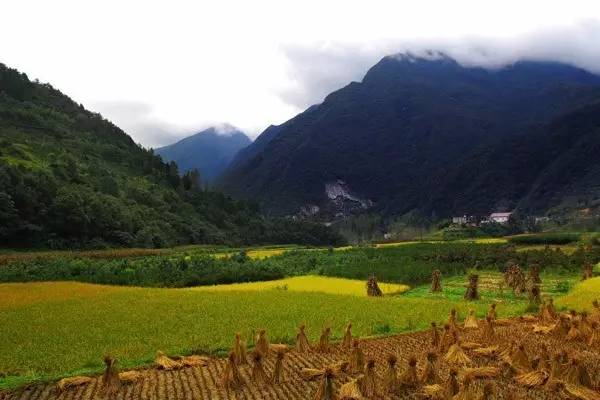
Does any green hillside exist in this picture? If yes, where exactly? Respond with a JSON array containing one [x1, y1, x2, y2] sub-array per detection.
[[0, 63, 344, 248]]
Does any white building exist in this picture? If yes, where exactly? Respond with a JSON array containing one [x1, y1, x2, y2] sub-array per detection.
[[489, 212, 512, 224], [452, 215, 468, 225]]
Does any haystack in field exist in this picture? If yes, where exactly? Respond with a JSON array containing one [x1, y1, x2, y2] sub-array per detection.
[[420, 351, 440, 384], [338, 377, 363, 400], [180, 354, 209, 367], [251, 351, 268, 386], [505, 264, 526, 295], [592, 300, 600, 323], [511, 344, 531, 371], [342, 323, 353, 349], [102, 356, 121, 398], [318, 327, 331, 352], [445, 343, 472, 366], [563, 357, 593, 388], [431, 269, 442, 292], [452, 375, 475, 400], [420, 384, 447, 400], [514, 370, 549, 387], [271, 348, 286, 384], [221, 352, 245, 389], [398, 356, 419, 390], [487, 303, 497, 321], [589, 322, 599, 346], [56, 376, 92, 392], [366, 274, 383, 297], [528, 284, 542, 307], [360, 359, 377, 397], [118, 370, 143, 384], [481, 316, 495, 342], [448, 308, 459, 331], [233, 333, 248, 364], [383, 354, 400, 394], [155, 351, 183, 370], [567, 320, 583, 341], [302, 366, 338, 400], [255, 329, 270, 356], [296, 324, 311, 353], [446, 368, 460, 396], [464, 274, 480, 300], [349, 339, 365, 373], [438, 324, 454, 354], [464, 310, 478, 329]]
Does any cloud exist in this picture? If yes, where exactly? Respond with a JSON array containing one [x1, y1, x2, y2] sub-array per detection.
[[91, 101, 188, 148], [277, 21, 600, 109]]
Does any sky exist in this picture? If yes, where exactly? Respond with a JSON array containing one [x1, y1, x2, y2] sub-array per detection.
[[2, 0, 600, 147]]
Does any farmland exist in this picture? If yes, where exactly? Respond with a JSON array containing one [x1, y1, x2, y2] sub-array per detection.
[[0, 239, 598, 393]]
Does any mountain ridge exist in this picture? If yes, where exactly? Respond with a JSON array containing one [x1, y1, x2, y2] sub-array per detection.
[[219, 54, 600, 219]]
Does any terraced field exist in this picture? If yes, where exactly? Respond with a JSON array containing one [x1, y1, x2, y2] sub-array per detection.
[[2, 317, 599, 400]]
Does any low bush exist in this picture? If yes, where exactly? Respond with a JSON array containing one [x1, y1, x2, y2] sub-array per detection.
[[507, 233, 581, 245]]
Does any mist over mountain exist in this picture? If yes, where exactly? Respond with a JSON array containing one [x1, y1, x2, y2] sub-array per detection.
[[156, 126, 251, 184], [219, 54, 600, 219]]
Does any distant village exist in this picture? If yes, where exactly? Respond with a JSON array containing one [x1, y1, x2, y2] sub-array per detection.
[[451, 212, 549, 226]]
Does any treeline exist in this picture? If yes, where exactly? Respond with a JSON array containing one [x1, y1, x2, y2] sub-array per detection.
[[1, 243, 596, 288], [0, 63, 345, 249]]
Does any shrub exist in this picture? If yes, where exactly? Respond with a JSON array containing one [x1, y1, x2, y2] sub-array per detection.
[[508, 233, 581, 245]]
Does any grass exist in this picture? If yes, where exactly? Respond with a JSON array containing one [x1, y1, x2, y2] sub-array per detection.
[[0, 277, 528, 389], [193, 276, 410, 296], [555, 277, 600, 311]]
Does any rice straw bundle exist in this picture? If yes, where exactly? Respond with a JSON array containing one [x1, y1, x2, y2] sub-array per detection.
[[296, 324, 311, 353], [448, 308, 459, 331], [472, 346, 498, 358], [342, 323, 353, 349], [331, 361, 350, 374], [349, 339, 365, 373], [514, 370, 549, 387], [564, 382, 600, 400], [255, 329, 270, 356], [398, 356, 419, 389], [233, 332, 248, 364], [446, 369, 460, 396], [493, 318, 513, 326], [464, 310, 478, 329], [338, 377, 363, 400], [554, 315, 571, 337], [462, 367, 499, 380], [318, 327, 331, 352], [251, 351, 269, 386], [445, 343, 472, 366], [181, 355, 209, 367], [487, 303, 497, 321], [453, 376, 476, 400], [221, 351, 244, 389], [480, 317, 495, 342], [464, 274, 480, 300], [302, 368, 328, 381], [118, 370, 143, 383], [102, 356, 121, 398], [269, 343, 289, 353], [420, 384, 447, 400], [360, 359, 377, 397], [57, 376, 93, 392], [460, 342, 482, 350], [438, 324, 453, 354], [539, 344, 551, 371], [567, 321, 583, 341], [271, 348, 286, 384], [563, 357, 593, 388], [532, 323, 556, 335], [548, 353, 564, 381], [383, 354, 400, 393], [155, 351, 183, 370], [420, 351, 440, 384], [511, 344, 531, 371], [519, 314, 538, 323], [431, 322, 441, 348], [313, 367, 337, 400]]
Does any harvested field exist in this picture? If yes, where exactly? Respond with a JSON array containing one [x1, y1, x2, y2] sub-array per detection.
[[2, 318, 599, 400]]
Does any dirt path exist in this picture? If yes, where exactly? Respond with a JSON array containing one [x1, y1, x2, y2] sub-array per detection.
[[2, 320, 599, 399]]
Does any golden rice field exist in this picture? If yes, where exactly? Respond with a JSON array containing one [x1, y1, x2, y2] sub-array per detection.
[[2, 313, 600, 400], [194, 276, 410, 296]]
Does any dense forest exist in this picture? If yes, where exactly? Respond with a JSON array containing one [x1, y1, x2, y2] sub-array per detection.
[[0, 63, 345, 248]]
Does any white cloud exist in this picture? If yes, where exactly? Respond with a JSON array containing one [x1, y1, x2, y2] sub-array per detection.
[[2, 0, 600, 146]]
